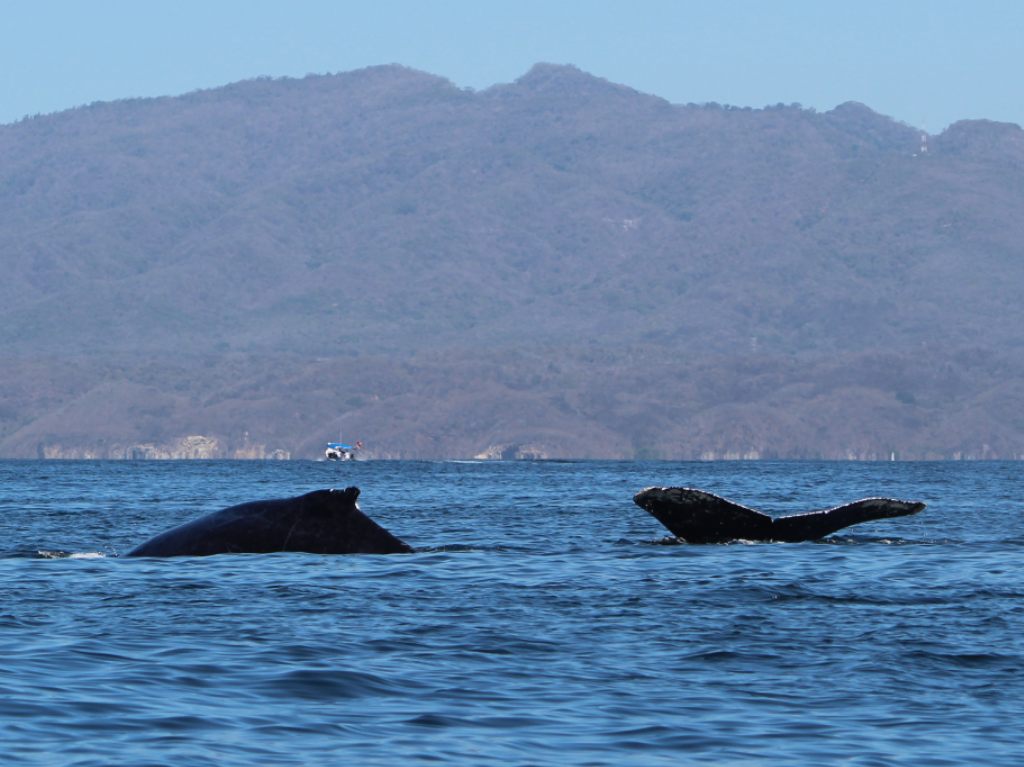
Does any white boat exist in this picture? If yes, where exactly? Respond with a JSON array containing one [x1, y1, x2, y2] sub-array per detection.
[[325, 441, 362, 460]]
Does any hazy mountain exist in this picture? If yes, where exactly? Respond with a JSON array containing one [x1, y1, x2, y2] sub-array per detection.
[[2, 64, 1023, 459]]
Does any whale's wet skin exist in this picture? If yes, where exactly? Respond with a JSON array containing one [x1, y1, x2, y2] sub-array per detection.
[[2, 459, 1023, 766], [125, 487, 412, 557], [634, 486, 926, 543]]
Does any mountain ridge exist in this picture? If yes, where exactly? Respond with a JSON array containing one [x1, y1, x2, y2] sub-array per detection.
[[2, 65, 1022, 458]]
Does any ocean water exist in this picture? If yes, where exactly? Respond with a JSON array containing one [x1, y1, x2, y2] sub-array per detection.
[[1, 459, 1022, 766]]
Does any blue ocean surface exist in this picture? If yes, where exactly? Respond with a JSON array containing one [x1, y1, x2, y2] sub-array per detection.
[[1, 460, 1022, 766]]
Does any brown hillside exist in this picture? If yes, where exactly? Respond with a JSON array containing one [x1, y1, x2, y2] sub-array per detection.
[[1, 65, 1023, 458]]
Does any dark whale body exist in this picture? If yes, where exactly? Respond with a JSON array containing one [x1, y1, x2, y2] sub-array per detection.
[[125, 487, 412, 557], [634, 487, 925, 543]]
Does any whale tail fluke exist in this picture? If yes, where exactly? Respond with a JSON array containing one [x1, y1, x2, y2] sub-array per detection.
[[634, 487, 925, 543], [770, 498, 926, 542]]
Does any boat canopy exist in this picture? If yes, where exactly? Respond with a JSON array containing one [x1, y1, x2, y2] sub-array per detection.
[[326, 442, 354, 450]]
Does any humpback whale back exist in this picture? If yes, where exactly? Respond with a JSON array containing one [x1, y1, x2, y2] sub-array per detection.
[[634, 487, 925, 543], [125, 487, 413, 557]]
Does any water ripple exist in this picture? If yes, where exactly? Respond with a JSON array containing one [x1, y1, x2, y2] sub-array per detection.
[[1, 460, 1023, 766]]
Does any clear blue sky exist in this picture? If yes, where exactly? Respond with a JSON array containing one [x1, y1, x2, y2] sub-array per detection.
[[2, 0, 1022, 131]]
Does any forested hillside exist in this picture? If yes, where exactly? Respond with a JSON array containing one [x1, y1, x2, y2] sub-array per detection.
[[2, 64, 1023, 458]]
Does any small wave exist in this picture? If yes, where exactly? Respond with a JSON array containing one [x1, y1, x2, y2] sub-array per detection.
[[405, 713, 473, 728], [2, 549, 107, 559], [647, 536, 684, 546], [34, 550, 108, 560], [415, 543, 484, 554], [0, 549, 46, 559], [900, 649, 1023, 673], [634, 535, 941, 547], [819, 535, 941, 546], [680, 649, 784, 665], [257, 668, 407, 701]]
